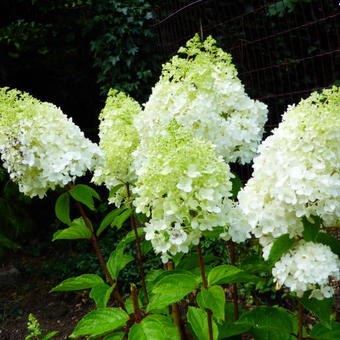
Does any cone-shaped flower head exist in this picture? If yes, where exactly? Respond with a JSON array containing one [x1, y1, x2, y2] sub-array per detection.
[[135, 34, 268, 164], [133, 121, 248, 262], [272, 240, 340, 299], [0, 88, 101, 198], [239, 87, 340, 244], [92, 89, 141, 207]]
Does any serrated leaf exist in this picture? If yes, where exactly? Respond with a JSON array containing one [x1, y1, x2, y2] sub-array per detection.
[[239, 306, 293, 340], [147, 271, 198, 312], [107, 248, 134, 280], [55, 192, 71, 225], [52, 217, 91, 241], [187, 306, 219, 340], [51, 274, 104, 292], [89, 283, 114, 308], [69, 184, 100, 211], [302, 216, 321, 242], [218, 321, 251, 338], [197, 286, 225, 321], [300, 295, 333, 328], [311, 322, 340, 340], [267, 234, 296, 267], [208, 265, 260, 286], [128, 314, 180, 340], [97, 208, 125, 236], [70, 308, 129, 338], [112, 209, 133, 229], [316, 232, 340, 257]]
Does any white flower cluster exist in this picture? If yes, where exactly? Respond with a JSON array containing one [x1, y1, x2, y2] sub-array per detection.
[[135, 34, 268, 164], [272, 241, 340, 299], [239, 87, 340, 244], [92, 89, 141, 207], [0, 88, 101, 198], [133, 122, 242, 262]]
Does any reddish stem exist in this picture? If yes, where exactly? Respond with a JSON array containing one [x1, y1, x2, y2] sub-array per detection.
[[131, 284, 142, 321], [297, 300, 303, 340], [197, 244, 214, 340], [227, 240, 239, 320]]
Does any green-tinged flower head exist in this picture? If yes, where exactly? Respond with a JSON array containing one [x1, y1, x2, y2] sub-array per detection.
[[92, 89, 141, 207], [239, 86, 340, 275], [133, 121, 247, 262], [0, 87, 101, 198], [135, 34, 268, 164]]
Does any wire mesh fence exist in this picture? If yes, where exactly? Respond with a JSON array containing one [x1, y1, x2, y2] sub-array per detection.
[[151, 0, 339, 178]]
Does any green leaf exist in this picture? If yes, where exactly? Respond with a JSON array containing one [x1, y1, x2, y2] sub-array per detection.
[[69, 184, 100, 211], [267, 234, 296, 267], [147, 271, 198, 312], [70, 308, 129, 338], [302, 216, 321, 242], [52, 217, 92, 241], [0, 231, 20, 249], [239, 306, 293, 340], [141, 239, 153, 255], [177, 253, 219, 271], [50, 274, 104, 292], [97, 208, 125, 236], [55, 192, 71, 225], [311, 322, 340, 340], [187, 306, 219, 340], [197, 286, 225, 321], [315, 232, 340, 257], [41, 331, 59, 340], [300, 295, 333, 328], [112, 209, 133, 229], [208, 265, 260, 286], [230, 173, 243, 200], [218, 321, 251, 339], [107, 248, 134, 280], [129, 314, 180, 340], [117, 228, 144, 248], [109, 184, 124, 197], [103, 332, 125, 340], [89, 283, 114, 308]]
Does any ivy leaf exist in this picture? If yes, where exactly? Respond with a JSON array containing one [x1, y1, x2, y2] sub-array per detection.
[[239, 306, 293, 340], [69, 184, 100, 211], [107, 248, 134, 280], [70, 308, 129, 338], [52, 217, 92, 241], [302, 216, 321, 242], [97, 208, 125, 236], [311, 322, 340, 339], [50, 274, 104, 292], [147, 271, 198, 312], [300, 295, 333, 328], [208, 265, 260, 285], [128, 314, 180, 340], [187, 306, 219, 340], [89, 283, 114, 308], [267, 234, 296, 267], [55, 192, 71, 225], [197, 286, 225, 321]]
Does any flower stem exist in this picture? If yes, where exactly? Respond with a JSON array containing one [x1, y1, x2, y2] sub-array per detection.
[[126, 183, 149, 304], [73, 196, 126, 311], [166, 261, 186, 340], [297, 299, 303, 340], [197, 244, 214, 340], [227, 240, 239, 320], [131, 284, 142, 322]]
